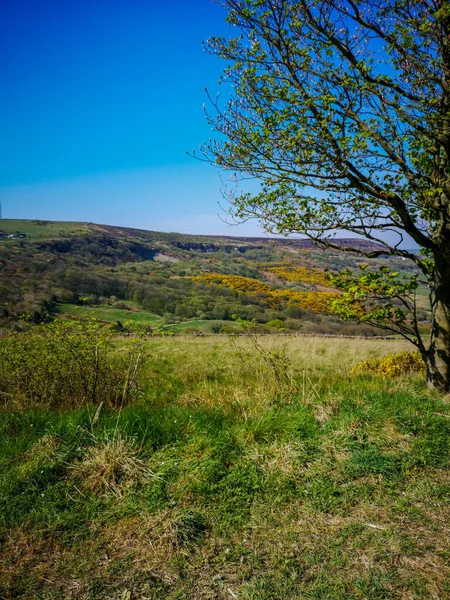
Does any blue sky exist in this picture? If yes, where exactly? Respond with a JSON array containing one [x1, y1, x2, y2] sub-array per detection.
[[0, 0, 265, 235]]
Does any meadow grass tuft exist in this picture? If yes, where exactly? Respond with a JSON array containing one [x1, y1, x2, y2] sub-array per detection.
[[69, 433, 156, 497]]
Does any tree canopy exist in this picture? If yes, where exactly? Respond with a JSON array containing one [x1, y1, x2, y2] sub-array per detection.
[[202, 0, 450, 389]]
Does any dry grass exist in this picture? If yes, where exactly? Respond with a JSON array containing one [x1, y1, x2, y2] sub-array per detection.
[[244, 487, 450, 600], [70, 434, 155, 497], [145, 334, 411, 374], [248, 440, 306, 475], [313, 393, 341, 424], [145, 335, 412, 417], [3, 488, 449, 600]]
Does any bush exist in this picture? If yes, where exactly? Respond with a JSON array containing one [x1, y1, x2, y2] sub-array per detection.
[[112, 301, 128, 309], [220, 324, 237, 334], [58, 290, 77, 303], [266, 319, 286, 329], [0, 319, 145, 409], [351, 351, 425, 378], [183, 327, 199, 334]]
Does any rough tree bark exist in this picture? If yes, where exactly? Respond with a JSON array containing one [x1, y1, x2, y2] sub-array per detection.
[[426, 250, 450, 389]]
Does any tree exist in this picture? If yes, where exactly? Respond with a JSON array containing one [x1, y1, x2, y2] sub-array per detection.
[[201, 0, 450, 391]]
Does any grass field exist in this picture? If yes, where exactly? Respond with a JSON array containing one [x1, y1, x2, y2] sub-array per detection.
[[0, 219, 88, 240], [53, 305, 243, 333], [1, 334, 449, 599], [53, 302, 162, 326], [53, 305, 237, 332], [163, 319, 240, 334]]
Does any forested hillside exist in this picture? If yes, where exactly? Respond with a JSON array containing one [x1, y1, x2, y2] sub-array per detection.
[[0, 219, 425, 335]]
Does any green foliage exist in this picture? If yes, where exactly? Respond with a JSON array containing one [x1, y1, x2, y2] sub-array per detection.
[[327, 267, 421, 341], [1, 219, 428, 339], [203, 1, 441, 256], [266, 318, 287, 329], [201, 0, 450, 387], [0, 319, 145, 409]]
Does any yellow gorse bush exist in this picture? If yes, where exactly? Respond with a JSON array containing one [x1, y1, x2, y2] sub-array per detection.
[[191, 274, 339, 314], [265, 266, 330, 286], [271, 289, 339, 314], [351, 351, 425, 378]]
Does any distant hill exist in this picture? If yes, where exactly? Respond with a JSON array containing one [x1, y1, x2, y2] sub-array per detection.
[[1, 218, 386, 252], [0, 219, 422, 335]]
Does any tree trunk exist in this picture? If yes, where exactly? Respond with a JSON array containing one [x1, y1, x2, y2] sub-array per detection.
[[426, 254, 450, 392]]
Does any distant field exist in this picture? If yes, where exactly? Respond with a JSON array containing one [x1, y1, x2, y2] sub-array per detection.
[[53, 304, 239, 332], [53, 302, 162, 325], [164, 319, 239, 334], [0, 219, 88, 240]]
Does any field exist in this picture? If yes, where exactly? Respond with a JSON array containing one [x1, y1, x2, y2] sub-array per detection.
[[0, 219, 89, 240], [53, 305, 239, 334], [1, 333, 449, 599], [164, 320, 244, 334], [53, 302, 162, 326]]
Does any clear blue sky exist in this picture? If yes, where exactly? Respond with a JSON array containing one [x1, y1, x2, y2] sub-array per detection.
[[0, 0, 264, 235]]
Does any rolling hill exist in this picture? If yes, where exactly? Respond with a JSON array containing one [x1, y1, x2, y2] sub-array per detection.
[[0, 219, 424, 335]]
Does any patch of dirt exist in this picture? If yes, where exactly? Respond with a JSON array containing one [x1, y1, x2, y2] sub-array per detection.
[[154, 253, 180, 263]]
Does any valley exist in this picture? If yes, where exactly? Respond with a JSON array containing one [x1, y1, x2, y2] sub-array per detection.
[[0, 219, 426, 336]]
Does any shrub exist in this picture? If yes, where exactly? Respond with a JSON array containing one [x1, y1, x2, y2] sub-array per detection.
[[285, 303, 306, 319], [112, 301, 128, 309], [0, 319, 145, 409], [192, 273, 340, 314], [183, 327, 198, 334], [266, 265, 330, 286], [266, 319, 286, 329], [220, 324, 237, 334], [351, 351, 425, 378]]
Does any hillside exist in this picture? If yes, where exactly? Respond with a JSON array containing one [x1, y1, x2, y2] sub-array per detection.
[[0, 219, 425, 335]]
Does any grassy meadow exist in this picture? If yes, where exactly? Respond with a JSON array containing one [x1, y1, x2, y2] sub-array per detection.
[[52, 304, 238, 334], [1, 333, 449, 599], [53, 302, 162, 326], [0, 219, 89, 240]]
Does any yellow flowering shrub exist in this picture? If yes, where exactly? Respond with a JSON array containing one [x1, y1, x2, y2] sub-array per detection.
[[191, 274, 339, 314], [266, 266, 330, 286], [271, 290, 339, 314], [351, 352, 425, 378]]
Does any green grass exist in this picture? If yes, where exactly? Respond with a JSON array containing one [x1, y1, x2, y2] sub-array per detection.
[[54, 305, 240, 332], [1, 335, 449, 598], [0, 218, 89, 240], [163, 319, 240, 333], [53, 302, 162, 325]]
